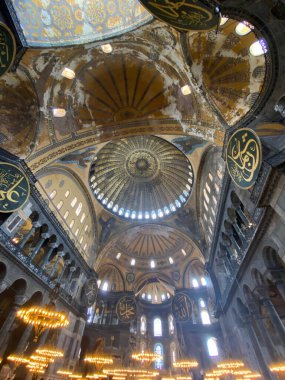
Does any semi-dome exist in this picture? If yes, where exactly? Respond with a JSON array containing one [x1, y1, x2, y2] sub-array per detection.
[[89, 135, 194, 220]]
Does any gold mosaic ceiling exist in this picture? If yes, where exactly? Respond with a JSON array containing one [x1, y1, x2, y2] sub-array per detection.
[[89, 135, 194, 220]]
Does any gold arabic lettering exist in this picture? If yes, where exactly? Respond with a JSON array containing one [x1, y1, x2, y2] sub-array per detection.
[[228, 137, 260, 183], [148, 0, 212, 22]]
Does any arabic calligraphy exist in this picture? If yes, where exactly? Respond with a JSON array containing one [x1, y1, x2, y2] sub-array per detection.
[[172, 293, 192, 322], [116, 296, 137, 323], [226, 129, 262, 189], [0, 23, 16, 77], [0, 163, 30, 213], [139, 0, 219, 31]]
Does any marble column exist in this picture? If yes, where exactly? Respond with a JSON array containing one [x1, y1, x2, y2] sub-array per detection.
[[42, 243, 58, 268], [18, 227, 35, 249], [50, 252, 65, 278], [248, 301, 279, 361], [29, 233, 49, 260], [243, 315, 276, 380], [57, 259, 71, 282], [0, 295, 28, 354], [261, 297, 285, 344]]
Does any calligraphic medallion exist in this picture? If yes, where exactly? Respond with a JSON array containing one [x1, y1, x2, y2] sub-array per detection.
[[172, 292, 192, 322], [0, 163, 30, 213], [116, 296, 137, 323], [0, 23, 16, 77], [138, 0, 219, 31], [82, 278, 98, 307], [226, 128, 262, 190]]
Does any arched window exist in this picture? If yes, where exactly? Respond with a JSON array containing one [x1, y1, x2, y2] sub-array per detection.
[[168, 315, 174, 335], [201, 277, 207, 286], [71, 197, 77, 207], [201, 310, 211, 325], [80, 213, 86, 223], [207, 337, 219, 357], [154, 343, 164, 369], [70, 220, 75, 229], [192, 278, 199, 288], [65, 190, 70, 198], [141, 315, 147, 335], [75, 202, 82, 216], [102, 281, 109, 291], [153, 317, 162, 337], [49, 190, 57, 199], [57, 200, 63, 210], [64, 211, 69, 220]]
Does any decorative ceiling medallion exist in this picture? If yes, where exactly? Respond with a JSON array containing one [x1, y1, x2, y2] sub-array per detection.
[[172, 292, 192, 322], [138, 0, 219, 31], [226, 128, 262, 189], [116, 296, 137, 323], [89, 136, 194, 220], [0, 22, 16, 77], [0, 162, 30, 213]]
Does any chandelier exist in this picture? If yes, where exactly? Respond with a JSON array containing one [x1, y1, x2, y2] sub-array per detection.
[[173, 358, 199, 369], [217, 359, 245, 369], [35, 345, 64, 358], [85, 353, 113, 366], [68, 373, 83, 378], [17, 305, 69, 341], [132, 350, 162, 364], [7, 354, 29, 365], [86, 373, 108, 379], [244, 373, 262, 378], [57, 368, 73, 375], [176, 376, 193, 380], [269, 361, 285, 372]]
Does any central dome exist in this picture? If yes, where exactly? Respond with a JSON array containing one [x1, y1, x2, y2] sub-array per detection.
[[89, 136, 194, 220]]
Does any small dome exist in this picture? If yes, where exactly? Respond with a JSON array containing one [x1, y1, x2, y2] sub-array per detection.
[[89, 135, 194, 220]]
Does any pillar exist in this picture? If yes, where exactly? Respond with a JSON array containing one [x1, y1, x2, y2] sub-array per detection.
[[18, 227, 35, 249], [29, 233, 49, 260], [42, 243, 57, 268], [244, 315, 276, 380], [50, 252, 65, 278], [261, 297, 285, 344]]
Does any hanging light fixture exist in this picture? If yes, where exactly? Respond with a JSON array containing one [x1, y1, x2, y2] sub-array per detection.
[[217, 359, 245, 369], [269, 362, 285, 372], [57, 368, 73, 375], [17, 305, 69, 342], [131, 349, 162, 364], [7, 354, 29, 365], [35, 345, 64, 358], [173, 358, 199, 369]]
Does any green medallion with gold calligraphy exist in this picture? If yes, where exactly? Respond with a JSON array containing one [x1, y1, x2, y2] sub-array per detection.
[[172, 292, 192, 322], [116, 296, 137, 323], [0, 23, 16, 77], [138, 0, 219, 31], [226, 128, 262, 190], [0, 163, 30, 213]]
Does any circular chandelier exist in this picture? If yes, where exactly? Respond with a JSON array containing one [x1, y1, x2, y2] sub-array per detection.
[[17, 305, 69, 341], [269, 362, 285, 372], [7, 354, 29, 365], [86, 373, 108, 379], [173, 359, 199, 369], [57, 368, 73, 375], [35, 345, 64, 358], [84, 353, 114, 367], [217, 359, 245, 369], [69, 373, 83, 378], [176, 376, 193, 380], [244, 373, 262, 378], [132, 350, 162, 363]]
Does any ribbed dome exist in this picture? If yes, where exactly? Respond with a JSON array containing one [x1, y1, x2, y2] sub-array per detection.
[[89, 136, 194, 220]]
